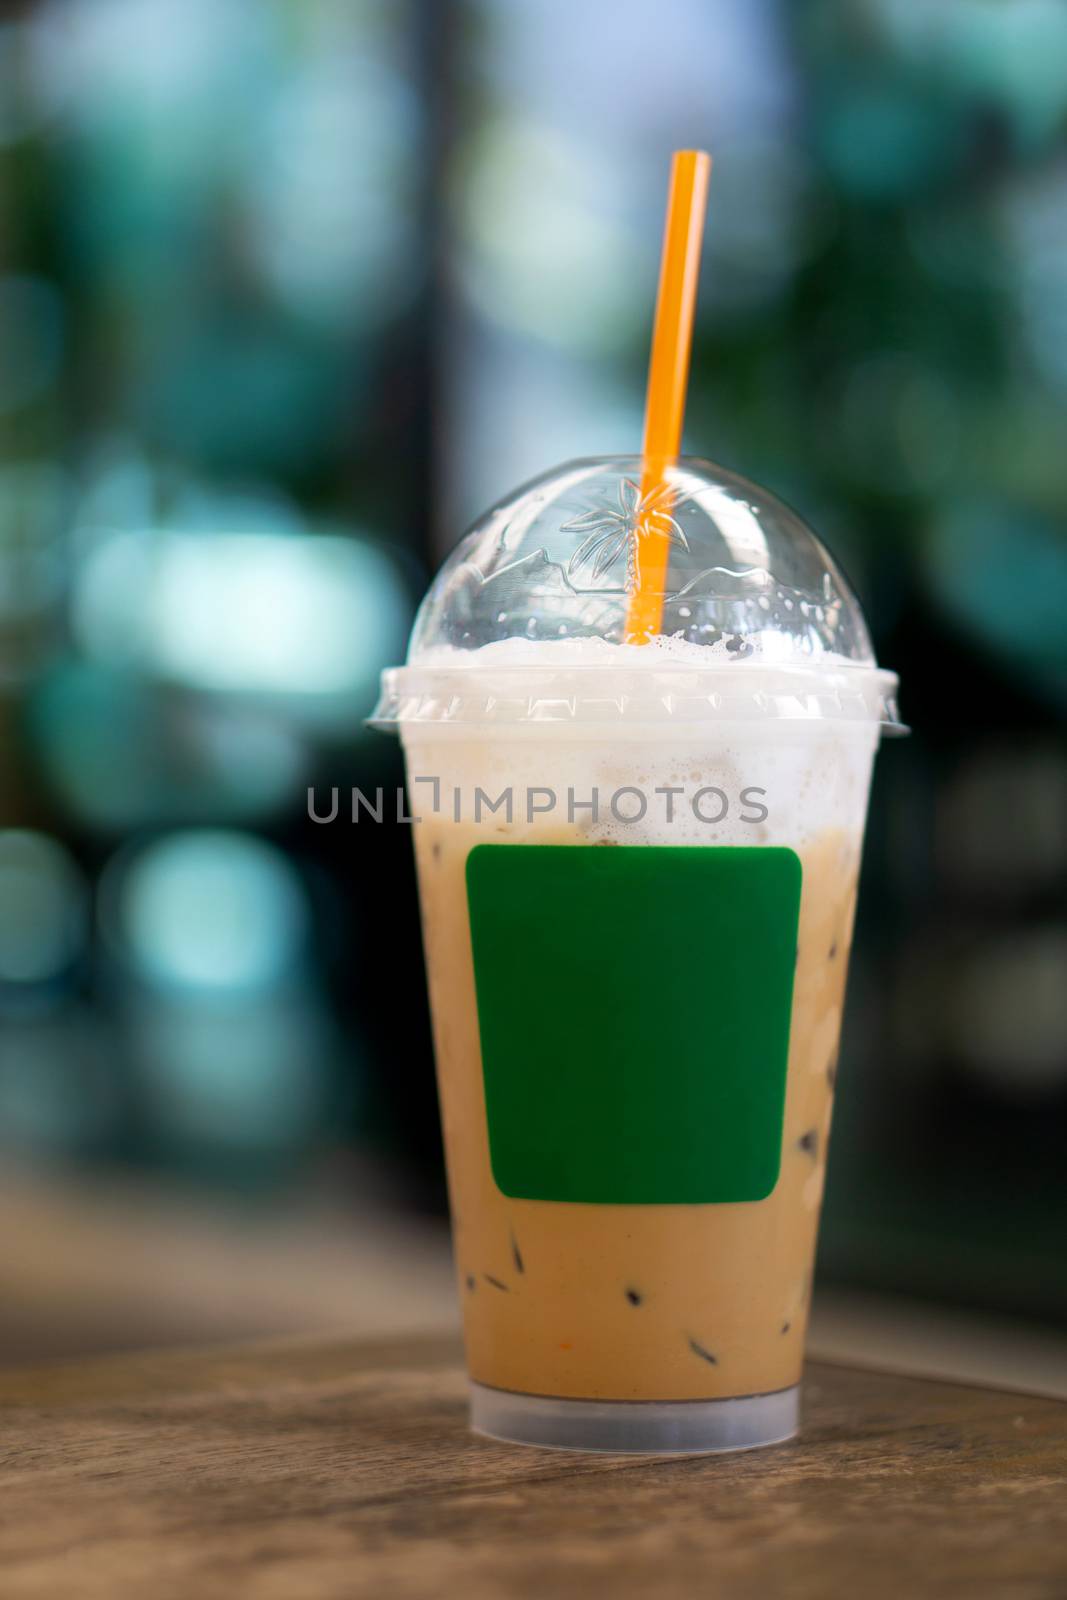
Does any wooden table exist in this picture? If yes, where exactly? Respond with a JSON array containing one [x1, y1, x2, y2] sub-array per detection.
[[2, 1335, 1065, 1599]]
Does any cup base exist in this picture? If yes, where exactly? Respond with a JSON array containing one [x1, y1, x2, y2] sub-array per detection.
[[469, 1380, 799, 1455]]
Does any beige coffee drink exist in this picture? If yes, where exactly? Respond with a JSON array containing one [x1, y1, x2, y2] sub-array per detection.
[[408, 728, 868, 1403], [374, 456, 902, 1453]]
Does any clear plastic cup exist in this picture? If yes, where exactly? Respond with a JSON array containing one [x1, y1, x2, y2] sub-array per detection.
[[373, 457, 903, 1453]]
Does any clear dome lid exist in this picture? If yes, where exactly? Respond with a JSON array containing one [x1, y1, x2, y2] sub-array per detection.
[[374, 457, 902, 732]]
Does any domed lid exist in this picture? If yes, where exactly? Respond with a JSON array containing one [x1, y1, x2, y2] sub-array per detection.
[[373, 456, 902, 732]]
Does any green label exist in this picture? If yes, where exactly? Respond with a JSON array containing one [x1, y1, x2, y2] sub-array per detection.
[[466, 844, 801, 1206]]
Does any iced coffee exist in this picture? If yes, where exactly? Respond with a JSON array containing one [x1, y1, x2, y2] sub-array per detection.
[[373, 454, 902, 1452]]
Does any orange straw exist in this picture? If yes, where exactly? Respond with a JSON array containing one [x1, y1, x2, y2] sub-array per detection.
[[624, 149, 711, 644]]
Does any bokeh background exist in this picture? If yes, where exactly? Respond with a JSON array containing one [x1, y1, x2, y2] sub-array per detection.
[[0, 0, 1064, 1375]]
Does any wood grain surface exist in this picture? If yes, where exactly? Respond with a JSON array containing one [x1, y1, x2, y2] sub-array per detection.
[[0, 1335, 1064, 1599]]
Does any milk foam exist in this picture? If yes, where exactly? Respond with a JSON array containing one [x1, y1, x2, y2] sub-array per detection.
[[402, 720, 877, 850], [414, 635, 867, 671], [393, 633, 889, 846]]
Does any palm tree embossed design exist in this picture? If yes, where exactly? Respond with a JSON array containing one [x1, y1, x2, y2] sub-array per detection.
[[563, 478, 689, 584]]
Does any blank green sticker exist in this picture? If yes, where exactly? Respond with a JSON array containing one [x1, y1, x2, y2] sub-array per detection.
[[466, 844, 801, 1206]]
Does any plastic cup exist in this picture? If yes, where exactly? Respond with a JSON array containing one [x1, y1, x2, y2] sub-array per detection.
[[373, 456, 903, 1453]]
